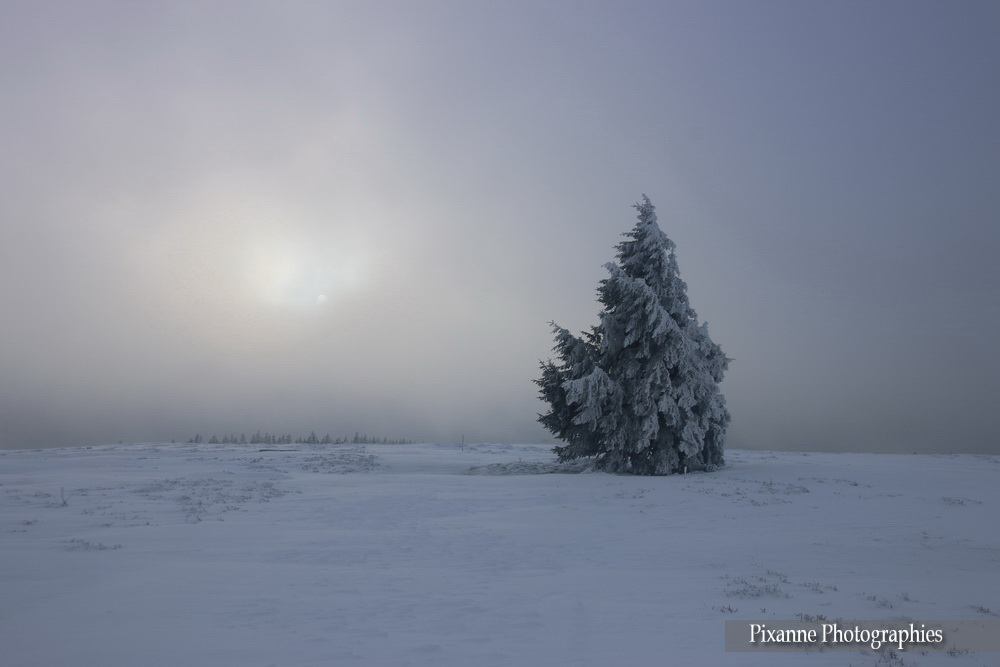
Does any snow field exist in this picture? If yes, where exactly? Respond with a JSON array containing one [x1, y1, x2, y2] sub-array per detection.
[[1, 442, 997, 666]]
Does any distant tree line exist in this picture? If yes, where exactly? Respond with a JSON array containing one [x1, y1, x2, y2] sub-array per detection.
[[186, 431, 414, 446]]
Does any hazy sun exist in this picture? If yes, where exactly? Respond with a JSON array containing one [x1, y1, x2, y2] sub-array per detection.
[[246, 234, 366, 311]]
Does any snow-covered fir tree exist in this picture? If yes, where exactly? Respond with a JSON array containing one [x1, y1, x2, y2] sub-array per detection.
[[536, 195, 730, 475]]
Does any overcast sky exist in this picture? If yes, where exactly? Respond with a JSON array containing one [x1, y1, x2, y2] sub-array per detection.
[[2, 1, 998, 453]]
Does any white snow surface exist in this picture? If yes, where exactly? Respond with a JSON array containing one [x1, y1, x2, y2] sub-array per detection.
[[1, 442, 997, 666]]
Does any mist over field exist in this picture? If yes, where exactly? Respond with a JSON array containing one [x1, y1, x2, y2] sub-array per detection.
[[1, 2, 998, 453]]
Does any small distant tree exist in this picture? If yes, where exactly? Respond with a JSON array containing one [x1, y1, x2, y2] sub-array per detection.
[[536, 195, 730, 475]]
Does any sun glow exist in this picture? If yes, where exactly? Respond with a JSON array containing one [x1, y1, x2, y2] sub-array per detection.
[[246, 234, 367, 311]]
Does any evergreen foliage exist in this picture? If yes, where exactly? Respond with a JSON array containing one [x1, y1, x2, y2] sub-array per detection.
[[536, 196, 730, 475]]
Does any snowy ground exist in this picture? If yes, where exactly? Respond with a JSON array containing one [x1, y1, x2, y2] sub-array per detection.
[[1, 442, 997, 666]]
